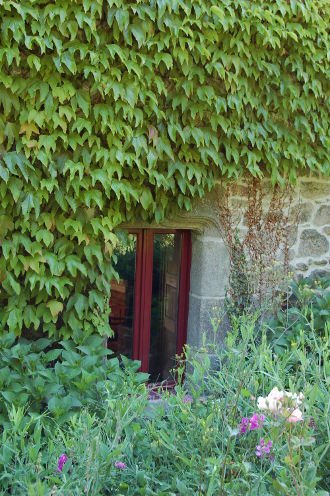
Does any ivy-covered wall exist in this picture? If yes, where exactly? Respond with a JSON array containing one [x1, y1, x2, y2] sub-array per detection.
[[0, 0, 329, 341]]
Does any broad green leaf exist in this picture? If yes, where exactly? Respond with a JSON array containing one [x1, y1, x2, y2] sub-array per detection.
[[21, 193, 35, 216], [45, 349, 62, 362], [6, 273, 21, 295], [0, 215, 14, 238], [211, 6, 225, 20], [0, 164, 9, 182], [140, 189, 153, 210], [66, 255, 87, 277], [47, 300, 64, 318]]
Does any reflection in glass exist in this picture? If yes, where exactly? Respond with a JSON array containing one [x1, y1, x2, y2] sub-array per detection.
[[108, 234, 137, 359], [149, 233, 182, 382]]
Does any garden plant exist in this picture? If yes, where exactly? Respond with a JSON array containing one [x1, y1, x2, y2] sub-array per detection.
[[0, 278, 329, 495]]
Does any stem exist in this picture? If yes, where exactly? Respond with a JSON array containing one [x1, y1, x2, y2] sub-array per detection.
[[198, 414, 204, 496], [219, 368, 244, 496], [288, 427, 301, 496], [297, 436, 305, 496]]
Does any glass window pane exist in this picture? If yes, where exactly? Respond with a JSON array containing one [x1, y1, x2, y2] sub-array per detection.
[[108, 234, 137, 358], [149, 233, 182, 382]]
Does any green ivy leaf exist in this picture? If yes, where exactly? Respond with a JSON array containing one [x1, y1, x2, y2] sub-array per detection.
[[62, 51, 77, 74], [0, 164, 9, 182], [7, 309, 23, 332], [47, 300, 64, 318], [66, 255, 88, 277], [211, 6, 225, 20], [140, 189, 153, 210], [0, 215, 14, 238], [76, 92, 90, 117], [6, 273, 21, 295], [36, 229, 54, 247], [131, 23, 146, 47], [21, 193, 35, 217]]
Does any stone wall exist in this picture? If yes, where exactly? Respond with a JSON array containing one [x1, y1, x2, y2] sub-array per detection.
[[185, 176, 330, 349], [288, 179, 330, 277], [226, 176, 330, 278]]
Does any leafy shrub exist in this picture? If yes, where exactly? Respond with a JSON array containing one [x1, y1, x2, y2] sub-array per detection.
[[0, 332, 148, 425], [0, 386, 149, 495], [0, 312, 328, 495], [268, 275, 330, 354]]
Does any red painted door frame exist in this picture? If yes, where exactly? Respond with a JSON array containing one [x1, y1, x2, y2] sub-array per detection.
[[130, 229, 191, 374], [131, 229, 143, 363]]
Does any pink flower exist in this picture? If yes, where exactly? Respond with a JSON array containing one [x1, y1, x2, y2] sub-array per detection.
[[287, 408, 303, 423], [257, 387, 284, 413], [57, 454, 68, 474], [183, 396, 193, 404], [238, 413, 265, 434], [256, 438, 273, 458], [249, 413, 266, 430], [114, 461, 127, 470]]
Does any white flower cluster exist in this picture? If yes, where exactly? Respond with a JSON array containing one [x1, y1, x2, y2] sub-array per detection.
[[257, 387, 303, 423]]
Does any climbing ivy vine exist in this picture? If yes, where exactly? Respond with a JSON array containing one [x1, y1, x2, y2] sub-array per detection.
[[0, 0, 329, 340]]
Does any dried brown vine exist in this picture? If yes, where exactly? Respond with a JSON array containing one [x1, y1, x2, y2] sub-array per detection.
[[218, 178, 297, 314]]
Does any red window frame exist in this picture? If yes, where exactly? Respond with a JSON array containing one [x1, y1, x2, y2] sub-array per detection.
[[128, 229, 191, 375]]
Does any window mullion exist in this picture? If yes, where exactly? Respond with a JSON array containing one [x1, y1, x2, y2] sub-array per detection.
[[132, 230, 143, 361]]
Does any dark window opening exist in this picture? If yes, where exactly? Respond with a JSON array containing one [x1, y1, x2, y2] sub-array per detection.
[[109, 230, 191, 383]]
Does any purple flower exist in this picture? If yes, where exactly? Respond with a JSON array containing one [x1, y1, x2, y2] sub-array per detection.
[[114, 461, 127, 470], [238, 413, 265, 434], [256, 438, 273, 459], [308, 417, 316, 430], [57, 454, 68, 474], [238, 417, 249, 434], [183, 396, 193, 404], [249, 413, 266, 431]]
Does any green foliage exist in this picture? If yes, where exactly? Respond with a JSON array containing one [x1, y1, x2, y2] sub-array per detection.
[[0, 313, 329, 495], [0, 332, 148, 425], [268, 275, 330, 354], [0, 0, 329, 340]]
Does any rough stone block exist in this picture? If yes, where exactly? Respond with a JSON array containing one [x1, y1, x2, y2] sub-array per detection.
[[289, 202, 314, 223], [288, 248, 296, 261], [187, 295, 227, 348], [300, 181, 330, 200], [186, 350, 221, 374], [323, 226, 330, 236], [230, 183, 249, 197], [287, 225, 298, 248], [298, 229, 329, 257], [190, 237, 230, 297], [295, 262, 309, 271], [314, 205, 330, 226], [314, 259, 328, 266]]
